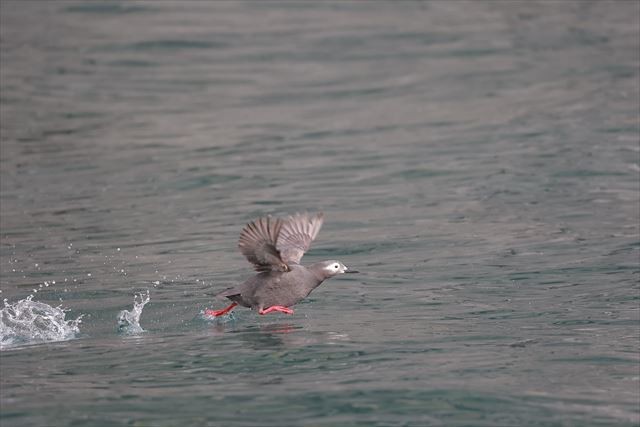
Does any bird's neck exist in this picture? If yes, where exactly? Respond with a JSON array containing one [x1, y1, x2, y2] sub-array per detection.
[[308, 263, 330, 285]]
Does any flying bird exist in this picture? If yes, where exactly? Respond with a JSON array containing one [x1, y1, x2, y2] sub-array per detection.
[[205, 212, 356, 317]]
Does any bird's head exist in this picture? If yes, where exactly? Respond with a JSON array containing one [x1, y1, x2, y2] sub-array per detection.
[[318, 260, 358, 277]]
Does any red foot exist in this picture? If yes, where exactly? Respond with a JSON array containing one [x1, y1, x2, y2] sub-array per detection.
[[205, 302, 237, 317], [259, 305, 294, 315]]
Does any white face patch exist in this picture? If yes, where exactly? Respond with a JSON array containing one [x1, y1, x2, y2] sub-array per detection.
[[325, 262, 344, 274]]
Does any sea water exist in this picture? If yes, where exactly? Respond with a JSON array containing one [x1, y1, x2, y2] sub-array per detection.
[[1, 1, 638, 426]]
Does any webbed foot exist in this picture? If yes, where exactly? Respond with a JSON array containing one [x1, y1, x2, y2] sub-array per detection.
[[205, 302, 238, 317], [259, 306, 294, 315]]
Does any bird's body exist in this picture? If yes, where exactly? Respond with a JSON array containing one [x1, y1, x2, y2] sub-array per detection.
[[205, 213, 354, 317]]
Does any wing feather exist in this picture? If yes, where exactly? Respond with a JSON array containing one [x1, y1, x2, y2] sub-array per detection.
[[277, 212, 324, 265], [238, 216, 287, 272]]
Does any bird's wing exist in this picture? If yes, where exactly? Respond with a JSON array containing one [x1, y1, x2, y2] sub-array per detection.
[[238, 216, 288, 272], [277, 212, 324, 265]]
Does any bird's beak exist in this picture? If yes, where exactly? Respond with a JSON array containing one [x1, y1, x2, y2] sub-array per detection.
[[344, 266, 359, 274]]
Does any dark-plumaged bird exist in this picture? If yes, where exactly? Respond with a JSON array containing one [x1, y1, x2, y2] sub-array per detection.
[[205, 212, 356, 317]]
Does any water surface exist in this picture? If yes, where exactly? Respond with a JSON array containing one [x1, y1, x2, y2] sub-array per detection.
[[1, 1, 639, 426]]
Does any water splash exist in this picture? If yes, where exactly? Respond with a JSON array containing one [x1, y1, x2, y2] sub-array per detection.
[[0, 295, 83, 350], [202, 308, 237, 324], [117, 290, 150, 335]]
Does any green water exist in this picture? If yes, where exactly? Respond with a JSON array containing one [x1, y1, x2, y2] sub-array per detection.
[[1, 1, 638, 426]]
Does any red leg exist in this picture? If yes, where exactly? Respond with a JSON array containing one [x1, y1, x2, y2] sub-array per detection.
[[259, 305, 294, 315], [205, 302, 238, 317]]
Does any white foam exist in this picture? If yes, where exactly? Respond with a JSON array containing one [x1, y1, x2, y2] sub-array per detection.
[[0, 295, 82, 350]]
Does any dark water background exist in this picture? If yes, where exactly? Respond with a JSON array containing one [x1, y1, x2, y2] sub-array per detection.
[[1, 1, 639, 426]]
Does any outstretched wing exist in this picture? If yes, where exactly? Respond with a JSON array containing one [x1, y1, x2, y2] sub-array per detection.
[[277, 212, 324, 265], [238, 216, 288, 272]]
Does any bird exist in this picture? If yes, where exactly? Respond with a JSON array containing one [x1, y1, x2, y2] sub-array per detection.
[[205, 212, 356, 317]]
